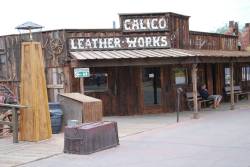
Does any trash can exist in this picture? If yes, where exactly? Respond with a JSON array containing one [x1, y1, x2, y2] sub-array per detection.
[[49, 102, 63, 134]]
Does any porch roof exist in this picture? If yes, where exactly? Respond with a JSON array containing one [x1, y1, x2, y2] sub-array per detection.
[[70, 49, 193, 60], [70, 49, 250, 67], [70, 49, 250, 60]]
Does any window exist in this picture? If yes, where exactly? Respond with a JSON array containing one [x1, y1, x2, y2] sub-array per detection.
[[197, 69, 205, 85], [0, 55, 6, 64], [143, 67, 161, 105], [224, 67, 231, 85], [84, 73, 108, 92], [242, 66, 250, 81], [0, 55, 7, 79], [173, 68, 188, 85]]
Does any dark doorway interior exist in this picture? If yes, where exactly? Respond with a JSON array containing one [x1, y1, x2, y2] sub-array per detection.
[[143, 67, 161, 105], [212, 64, 217, 94]]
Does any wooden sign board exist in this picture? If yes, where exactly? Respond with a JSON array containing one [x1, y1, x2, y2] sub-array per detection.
[[120, 15, 169, 32], [69, 35, 170, 51], [74, 68, 90, 78]]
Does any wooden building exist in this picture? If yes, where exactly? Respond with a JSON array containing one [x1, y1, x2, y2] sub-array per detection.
[[0, 12, 250, 116]]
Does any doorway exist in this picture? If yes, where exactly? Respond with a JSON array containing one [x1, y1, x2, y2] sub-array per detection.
[[142, 67, 162, 107], [212, 64, 217, 94]]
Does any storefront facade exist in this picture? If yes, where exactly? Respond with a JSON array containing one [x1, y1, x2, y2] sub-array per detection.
[[0, 12, 250, 116]]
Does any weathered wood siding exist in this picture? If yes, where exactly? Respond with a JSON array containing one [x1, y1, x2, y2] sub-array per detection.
[[84, 66, 141, 116], [0, 35, 21, 96], [169, 13, 190, 49], [0, 30, 71, 101], [190, 31, 237, 50]]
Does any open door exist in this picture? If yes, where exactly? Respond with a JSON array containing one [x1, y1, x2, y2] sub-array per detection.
[[142, 67, 162, 114]]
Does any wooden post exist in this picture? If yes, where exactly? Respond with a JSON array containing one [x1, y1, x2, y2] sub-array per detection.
[[230, 62, 234, 110], [192, 64, 199, 119], [12, 107, 18, 143], [0, 103, 28, 143], [80, 78, 84, 94], [153, 74, 157, 104]]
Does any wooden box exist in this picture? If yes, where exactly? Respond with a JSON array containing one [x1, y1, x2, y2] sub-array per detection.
[[58, 93, 102, 126], [64, 121, 119, 154]]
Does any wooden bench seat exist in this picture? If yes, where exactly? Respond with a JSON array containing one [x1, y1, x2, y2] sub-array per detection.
[[224, 85, 250, 102], [185, 92, 214, 111]]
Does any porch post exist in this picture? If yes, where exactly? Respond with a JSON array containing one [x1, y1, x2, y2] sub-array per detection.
[[80, 78, 84, 94], [192, 64, 199, 119], [230, 62, 234, 110]]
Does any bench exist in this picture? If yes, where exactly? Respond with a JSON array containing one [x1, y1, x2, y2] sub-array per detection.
[[224, 85, 250, 102], [186, 92, 214, 111]]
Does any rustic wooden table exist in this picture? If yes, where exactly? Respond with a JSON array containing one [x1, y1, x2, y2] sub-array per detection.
[[0, 103, 28, 143]]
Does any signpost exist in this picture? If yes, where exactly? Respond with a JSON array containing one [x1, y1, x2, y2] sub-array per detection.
[[74, 68, 90, 94], [176, 88, 183, 123]]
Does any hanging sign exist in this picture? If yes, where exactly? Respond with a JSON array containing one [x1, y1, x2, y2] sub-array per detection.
[[74, 68, 90, 78]]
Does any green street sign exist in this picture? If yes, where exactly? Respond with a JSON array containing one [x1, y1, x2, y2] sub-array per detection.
[[74, 68, 90, 78]]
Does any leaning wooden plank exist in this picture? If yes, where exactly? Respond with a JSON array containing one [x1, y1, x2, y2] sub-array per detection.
[[19, 42, 52, 142]]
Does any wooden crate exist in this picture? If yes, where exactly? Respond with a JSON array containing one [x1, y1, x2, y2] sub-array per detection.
[[58, 93, 102, 126], [64, 121, 119, 154]]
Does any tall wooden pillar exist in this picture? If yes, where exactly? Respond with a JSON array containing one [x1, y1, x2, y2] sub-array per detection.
[[192, 64, 199, 119], [19, 42, 52, 141], [230, 62, 235, 110]]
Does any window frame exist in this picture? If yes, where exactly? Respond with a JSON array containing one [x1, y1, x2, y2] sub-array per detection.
[[224, 67, 231, 85], [241, 66, 250, 81], [84, 72, 109, 93], [173, 67, 188, 85]]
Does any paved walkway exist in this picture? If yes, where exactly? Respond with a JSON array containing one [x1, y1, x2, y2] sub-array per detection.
[[0, 101, 250, 167]]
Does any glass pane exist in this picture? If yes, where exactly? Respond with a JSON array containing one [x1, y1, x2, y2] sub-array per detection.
[[0, 55, 7, 79], [242, 67, 245, 81], [174, 68, 187, 85], [224, 68, 231, 85], [84, 73, 108, 92], [143, 67, 161, 105], [247, 67, 250, 81]]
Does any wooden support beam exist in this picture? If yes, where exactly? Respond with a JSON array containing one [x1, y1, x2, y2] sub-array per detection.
[[192, 64, 199, 119], [12, 107, 18, 143], [230, 62, 235, 110]]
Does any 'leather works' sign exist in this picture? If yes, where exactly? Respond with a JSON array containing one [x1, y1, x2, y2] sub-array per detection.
[[69, 35, 170, 50]]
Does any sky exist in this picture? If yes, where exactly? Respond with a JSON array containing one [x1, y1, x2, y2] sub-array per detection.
[[0, 0, 249, 35]]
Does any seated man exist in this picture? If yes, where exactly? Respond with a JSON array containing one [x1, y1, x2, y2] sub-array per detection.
[[199, 84, 222, 108]]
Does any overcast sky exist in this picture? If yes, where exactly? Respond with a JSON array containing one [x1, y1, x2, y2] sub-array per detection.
[[0, 0, 249, 35]]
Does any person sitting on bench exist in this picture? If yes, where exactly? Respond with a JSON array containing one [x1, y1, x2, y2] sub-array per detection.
[[199, 84, 222, 108]]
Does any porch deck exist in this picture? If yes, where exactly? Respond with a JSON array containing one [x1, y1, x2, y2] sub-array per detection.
[[0, 100, 249, 167]]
